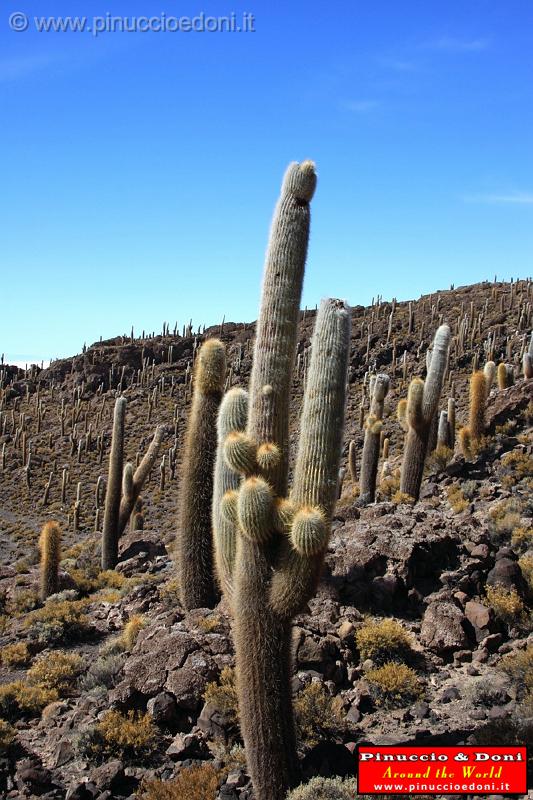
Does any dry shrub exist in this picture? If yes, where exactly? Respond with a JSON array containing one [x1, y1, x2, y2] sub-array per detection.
[[286, 776, 357, 800], [27, 651, 82, 693], [391, 491, 415, 506], [446, 485, 468, 514], [294, 681, 345, 747], [489, 498, 522, 539], [512, 526, 533, 551], [203, 666, 238, 724], [430, 445, 453, 472], [79, 710, 159, 763], [366, 662, 422, 708], [499, 451, 533, 488], [23, 599, 89, 645], [0, 642, 30, 669], [519, 555, 533, 592], [0, 681, 58, 720], [120, 615, 146, 651], [197, 615, 222, 633], [379, 471, 400, 500], [485, 585, 525, 625], [356, 618, 413, 665], [138, 763, 223, 800], [499, 646, 533, 701], [158, 578, 181, 604]]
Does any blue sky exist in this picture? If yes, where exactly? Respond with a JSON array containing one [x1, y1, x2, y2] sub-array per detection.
[[1, 0, 532, 364]]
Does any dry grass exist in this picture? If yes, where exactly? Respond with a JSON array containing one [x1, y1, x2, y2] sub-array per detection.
[[446, 485, 469, 514], [498, 451, 533, 488], [27, 651, 82, 693], [294, 681, 345, 747], [485, 585, 525, 625], [0, 642, 31, 669], [203, 666, 238, 724]]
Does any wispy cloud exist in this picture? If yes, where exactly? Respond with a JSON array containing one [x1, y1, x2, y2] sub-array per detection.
[[377, 57, 417, 72], [422, 37, 490, 53], [0, 53, 61, 82], [464, 191, 533, 205], [342, 99, 380, 113]]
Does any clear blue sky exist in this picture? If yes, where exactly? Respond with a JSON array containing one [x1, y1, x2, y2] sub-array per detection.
[[1, 0, 532, 364]]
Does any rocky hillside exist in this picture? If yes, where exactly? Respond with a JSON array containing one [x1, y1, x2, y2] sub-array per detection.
[[0, 278, 532, 799]]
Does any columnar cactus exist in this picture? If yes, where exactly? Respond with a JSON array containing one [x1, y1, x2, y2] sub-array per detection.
[[469, 370, 487, 441], [483, 360, 496, 397], [213, 162, 350, 800], [212, 387, 248, 603], [102, 398, 163, 570], [399, 324, 451, 500], [102, 397, 126, 570], [177, 338, 226, 610], [524, 353, 533, 380], [39, 520, 61, 600], [358, 374, 389, 505]]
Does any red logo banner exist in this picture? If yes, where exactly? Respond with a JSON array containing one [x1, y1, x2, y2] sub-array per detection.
[[357, 745, 527, 795]]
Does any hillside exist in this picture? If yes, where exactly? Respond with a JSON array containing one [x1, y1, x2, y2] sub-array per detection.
[[0, 277, 532, 799]]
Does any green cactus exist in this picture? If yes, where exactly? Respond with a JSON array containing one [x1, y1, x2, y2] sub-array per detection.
[[399, 324, 451, 500], [212, 162, 351, 800], [39, 520, 61, 600], [358, 373, 389, 505], [177, 338, 226, 610]]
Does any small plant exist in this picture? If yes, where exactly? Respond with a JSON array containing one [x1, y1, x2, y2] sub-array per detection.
[[485, 585, 525, 625], [286, 777, 357, 800], [379, 471, 400, 500], [23, 599, 89, 645], [512, 527, 533, 551], [499, 646, 533, 710], [498, 451, 533, 489], [80, 653, 125, 691], [293, 681, 345, 747], [78, 710, 159, 763], [8, 588, 39, 615], [429, 444, 453, 472], [197, 614, 222, 633], [356, 618, 413, 665], [518, 555, 533, 592], [119, 614, 146, 651], [0, 642, 31, 669], [391, 490, 415, 506], [158, 577, 181, 604], [0, 681, 58, 721], [446, 485, 469, 514], [138, 763, 223, 800], [27, 651, 82, 694], [0, 719, 16, 754], [366, 662, 422, 708], [488, 498, 522, 540], [203, 666, 239, 724]]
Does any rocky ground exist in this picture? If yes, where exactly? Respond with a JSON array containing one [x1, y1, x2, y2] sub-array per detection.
[[0, 279, 532, 799]]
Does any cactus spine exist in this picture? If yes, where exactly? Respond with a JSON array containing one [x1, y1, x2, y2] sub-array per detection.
[[177, 338, 226, 610], [102, 397, 126, 569], [399, 324, 451, 500], [358, 374, 389, 505], [213, 163, 350, 800], [39, 520, 61, 600]]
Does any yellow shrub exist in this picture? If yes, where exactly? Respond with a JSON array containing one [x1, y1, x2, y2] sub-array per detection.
[[24, 599, 89, 645], [446, 485, 469, 514], [119, 615, 146, 651], [138, 763, 223, 800], [519, 555, 533, 592], [197, 615, 222, 633], [0, 681, 58, 719], [203, 666, 238, 724], [27, 651, 82, 693], [97, 570, 127, 589], [430, 445, 453, 472], [1, 642, 31, 669], [294, 681, 345, 747], [485, 586, 525, 624], [356, 618, 413, 665], [366, 662, 422, 708], [96, 710, 158, 759], [391, 491, 415, 506], [379, 472, 400, 500]]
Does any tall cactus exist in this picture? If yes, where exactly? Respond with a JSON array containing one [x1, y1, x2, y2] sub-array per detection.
[[469, 370, 487, 441], [102, 397, 126, 570], [178, 338, 226, 610], [400, 324, 451, 500], [213, 162, 350, 800], [212, 387, 248, 603], [102, 397, 163, 569], [39, 520, 61, 600], [358, 374, 389, 505]]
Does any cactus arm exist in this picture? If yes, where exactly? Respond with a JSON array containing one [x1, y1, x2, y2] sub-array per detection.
[[212, 388, 248, 602], [117, 425, 164, 537], [358, 373, 389, 505], [270, 298, 351, 618], [422, 324, 451, 423]]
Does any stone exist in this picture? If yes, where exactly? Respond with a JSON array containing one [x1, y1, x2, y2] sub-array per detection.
[[420, 602, 469, 654], [146, 692, 179, 725]]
